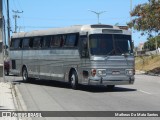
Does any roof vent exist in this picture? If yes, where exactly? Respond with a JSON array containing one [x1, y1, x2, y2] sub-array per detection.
[[91, 24, 113, 28]]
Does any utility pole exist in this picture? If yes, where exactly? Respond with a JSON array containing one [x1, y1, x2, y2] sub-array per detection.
[[0, 0, 3, 77], [12, 10, 23, 33], [88, 10, 106, 24], [7, 0, 10, 47]]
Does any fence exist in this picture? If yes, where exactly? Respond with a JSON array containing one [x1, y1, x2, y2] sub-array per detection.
[[136, 48, 160, 56]]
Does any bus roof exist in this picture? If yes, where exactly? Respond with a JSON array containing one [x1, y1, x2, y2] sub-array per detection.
[[11, 24, 130, 38]]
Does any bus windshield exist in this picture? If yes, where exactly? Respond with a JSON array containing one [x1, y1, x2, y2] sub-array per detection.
[[89, 34, 133, 56]]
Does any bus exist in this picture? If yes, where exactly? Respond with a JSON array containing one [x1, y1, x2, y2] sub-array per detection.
[[9, 24, 135, 89]]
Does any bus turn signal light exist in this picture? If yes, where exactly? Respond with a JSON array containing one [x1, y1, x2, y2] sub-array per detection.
[[91, 69, 96, 77]]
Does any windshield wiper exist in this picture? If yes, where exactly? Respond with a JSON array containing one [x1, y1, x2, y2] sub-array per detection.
[[105, 48, 116, 56]]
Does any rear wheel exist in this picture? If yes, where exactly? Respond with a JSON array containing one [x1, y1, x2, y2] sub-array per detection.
[[22, 67, 30, 82], [4, 69, 9, 76], [70, 71, 79, 90]]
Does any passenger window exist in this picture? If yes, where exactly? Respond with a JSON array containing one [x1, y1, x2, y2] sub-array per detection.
[[22, 38, 30, 49], [50, 36, 61, 47], [33, 37, 42, 48], [65, 34, 78, 47], [42, 36, 51, 48], [11, 39, 21, 49]]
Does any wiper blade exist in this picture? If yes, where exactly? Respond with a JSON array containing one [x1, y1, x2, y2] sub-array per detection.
[[116, 47, 123, 54], [105, 48, 116, 56]]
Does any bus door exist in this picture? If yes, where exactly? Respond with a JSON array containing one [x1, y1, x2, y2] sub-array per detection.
[[79, 35, 89, 83]]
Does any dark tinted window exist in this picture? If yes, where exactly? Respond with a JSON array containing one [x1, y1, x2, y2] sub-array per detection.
[[89, 34, 113, 55], [33, 37, 42, 48], [42, 36, 51, 48], [22, 38, 30, 48], [114, 35, 132, 54], [89, 34, 132, 56], [11, 39, 21, 49], [50, 36, 61, 47], [64, 34, 78, 47], [80, 35, 89, 58]]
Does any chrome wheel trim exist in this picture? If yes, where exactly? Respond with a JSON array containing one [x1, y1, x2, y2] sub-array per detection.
[[23, 69, 27, 81], [71, 74, 76, 86]]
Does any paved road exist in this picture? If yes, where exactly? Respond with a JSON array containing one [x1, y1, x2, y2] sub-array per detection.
[[4, 75, 160, 120]]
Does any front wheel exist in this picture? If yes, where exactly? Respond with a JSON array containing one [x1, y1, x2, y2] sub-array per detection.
[[70, 71, 79, 90]]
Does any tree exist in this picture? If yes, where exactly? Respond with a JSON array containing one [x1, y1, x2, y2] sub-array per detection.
[[143, 36, 160, 50], [128, 0, 160, 37]]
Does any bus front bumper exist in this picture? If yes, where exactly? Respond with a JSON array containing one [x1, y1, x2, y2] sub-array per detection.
[[87, 76, 135, 86]]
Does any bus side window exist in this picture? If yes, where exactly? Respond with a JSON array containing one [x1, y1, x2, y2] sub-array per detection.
[[10, 39, 15, 49], [64, 34, 78, 47], [60, 35, 66, 47], [33, 37, 41, 49], [80, 35, 89, 58], [11, 39, 22, 49], [50, 35, 61, 48], [22, 38, 30, 49], [42, 36, 51, 48], [29, 38, 34, 48]]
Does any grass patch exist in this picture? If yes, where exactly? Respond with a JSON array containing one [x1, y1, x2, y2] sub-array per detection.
[[135, 55, 160, 73]]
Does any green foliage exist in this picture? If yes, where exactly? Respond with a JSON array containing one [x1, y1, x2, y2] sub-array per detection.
[[128, 0, 160, 36], [143, 36, 160, 50]]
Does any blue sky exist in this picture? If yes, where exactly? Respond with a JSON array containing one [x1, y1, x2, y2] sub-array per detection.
[[3, 0, 149, 46]]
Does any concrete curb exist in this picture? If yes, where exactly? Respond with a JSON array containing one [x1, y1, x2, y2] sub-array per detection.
[[11, 84, 27, 111], [136, 70, 160, 77], [146, 73, 160, 77], [11, 83, 32, 120]]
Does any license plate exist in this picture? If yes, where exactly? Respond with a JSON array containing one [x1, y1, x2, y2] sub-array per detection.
[[112, 71, 120, 75]]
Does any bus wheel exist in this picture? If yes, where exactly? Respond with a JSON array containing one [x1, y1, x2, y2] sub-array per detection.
[[107, 85, 115, 90], [70, 71, 78, 90], [4, 69, 9, 76], [22, 67, 29, 82]]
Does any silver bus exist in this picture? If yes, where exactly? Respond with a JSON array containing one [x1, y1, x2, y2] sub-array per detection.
[[9, 24, 135, 89]]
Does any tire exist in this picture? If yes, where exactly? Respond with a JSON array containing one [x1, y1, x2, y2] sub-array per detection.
[[4, 69, 9, 76], [22, 67, 30, 82], [70, 71, 79, 90]]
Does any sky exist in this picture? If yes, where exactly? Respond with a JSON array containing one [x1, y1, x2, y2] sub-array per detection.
[[3, 0, 149, 46]]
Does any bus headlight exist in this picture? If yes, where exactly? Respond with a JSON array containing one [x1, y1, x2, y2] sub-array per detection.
[[97, 69, 106, 76], [126, 69, 134, 75]]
